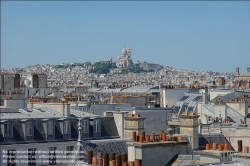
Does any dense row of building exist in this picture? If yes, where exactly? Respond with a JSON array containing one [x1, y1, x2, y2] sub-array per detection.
[[1, 49, 250, 165], [0, 72, 250, 165]]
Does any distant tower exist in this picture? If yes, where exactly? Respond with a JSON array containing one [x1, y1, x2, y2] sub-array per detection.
[[218, 76, 225, 88], [247, 67, 250, 76], [235, 67, 239, 76], [109, 56, 113, 63], [127, 46, 131, 57]]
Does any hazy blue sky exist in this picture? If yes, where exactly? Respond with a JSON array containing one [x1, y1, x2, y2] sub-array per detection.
[[1, 1, 250, 72]]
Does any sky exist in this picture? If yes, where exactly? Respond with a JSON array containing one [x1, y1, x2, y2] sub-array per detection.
[[1, 1, 250, 72]]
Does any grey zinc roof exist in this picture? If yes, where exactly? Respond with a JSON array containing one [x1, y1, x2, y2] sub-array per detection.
[[0, 108, 65, 120], [120, 85, 159, 93], [0, 107, 99, 121], [70, 108, 99, 118], [100, 88, 122, 93]]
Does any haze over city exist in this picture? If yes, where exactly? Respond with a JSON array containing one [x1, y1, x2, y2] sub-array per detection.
[[1, 1, 250, 72]]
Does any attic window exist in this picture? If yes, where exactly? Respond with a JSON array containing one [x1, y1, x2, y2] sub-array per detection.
[[4, 123, 12, 137], [94, 119, 100, 133], [82, 120, 88, 133], [26, 122, 33, 136], [63, 121, 70, 134], [47, 121, 54, 135]]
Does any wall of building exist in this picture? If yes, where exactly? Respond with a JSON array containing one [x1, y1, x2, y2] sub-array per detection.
[[0, 93, 25, 106], [163, 89, 190, 108], [0, 107, 20, 112], [38, 74, 47, 88], [133, 108, 172, 135], [209, 90, 242, 101], [222, 127, 250, 151], [226, 102, 248, 116], [202, 127, 250, 150], [3, 74, 15, 91], [0, 74, 4, 90], [113, 112, 127, 138], [179, 115, 199, 150], [127, 96, 146, 107], [127, 142, 189, 166], [214, 105, 227, 120], [3, 99, 26, 108], [124, 117, 145, 138]]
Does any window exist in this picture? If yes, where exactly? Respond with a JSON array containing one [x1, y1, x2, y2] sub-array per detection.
[[193, 96, 202, 101], [47, 121, 54, 135], [49, 147, 56, 165], [94, 120, 100, 132], [28, 148, 36, 166], [179, 96, 188, 101], [4, 123, 12, 137], [82, 120, 88, 133], [63, 121, 70, 134], [65, 146, 74, 159], [7, 150, 16, 166], [26, 122, 33, 136], [187, 107, 194, 112], [173, 106, 180, 114]]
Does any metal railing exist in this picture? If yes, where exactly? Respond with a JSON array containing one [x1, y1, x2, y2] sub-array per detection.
[[167, 113, 179, 121]]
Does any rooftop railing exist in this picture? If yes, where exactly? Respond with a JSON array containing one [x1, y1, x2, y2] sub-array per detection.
[[167, 113, 180, 121]]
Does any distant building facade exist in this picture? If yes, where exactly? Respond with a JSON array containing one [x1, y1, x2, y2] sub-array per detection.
[[235, 67, 250, 80]]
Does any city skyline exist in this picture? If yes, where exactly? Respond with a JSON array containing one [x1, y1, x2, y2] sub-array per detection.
[[1, 1, 250, 72]]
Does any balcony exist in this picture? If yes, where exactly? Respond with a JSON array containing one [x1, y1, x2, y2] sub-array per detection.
[[167, 113, 180, 126]]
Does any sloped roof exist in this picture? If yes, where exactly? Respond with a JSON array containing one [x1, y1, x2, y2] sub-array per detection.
[[0, 107, 98, 121]]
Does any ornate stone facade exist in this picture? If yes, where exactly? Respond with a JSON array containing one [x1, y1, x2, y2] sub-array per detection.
[[116, 46, 134, 68]]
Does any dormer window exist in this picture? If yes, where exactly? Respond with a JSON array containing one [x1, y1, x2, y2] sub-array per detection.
[[47, 121, 54, 135], [94, 119, 100, 133], [82, 120, 88, 133], [63, 121, 70, 134], [26, 122, 33, 136], [42, 119, 55, 140], [4, 123, 12, 137], [21, 120, 34, 140]]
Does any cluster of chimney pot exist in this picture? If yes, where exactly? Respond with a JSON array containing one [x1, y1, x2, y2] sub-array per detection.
[[205, 140, 249, 154], [87, 151, 141, 166], [132, 130, 184, 143]]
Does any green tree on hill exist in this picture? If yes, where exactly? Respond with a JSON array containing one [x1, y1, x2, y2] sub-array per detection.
[[90, 61, 117, 74]]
